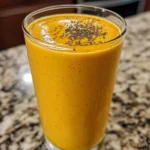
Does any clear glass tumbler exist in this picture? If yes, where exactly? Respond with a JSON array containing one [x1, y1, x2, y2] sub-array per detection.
[[22, 5, 127, 150]]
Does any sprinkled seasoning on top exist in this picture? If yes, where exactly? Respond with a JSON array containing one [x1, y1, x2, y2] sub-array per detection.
[[51, 18, 107, 46]]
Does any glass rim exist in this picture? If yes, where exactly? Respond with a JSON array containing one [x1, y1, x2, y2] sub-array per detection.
[[22, 4, 127, 48]]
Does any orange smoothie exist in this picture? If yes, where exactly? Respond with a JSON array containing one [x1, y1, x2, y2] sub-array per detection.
[[25, 14, 123, 150]]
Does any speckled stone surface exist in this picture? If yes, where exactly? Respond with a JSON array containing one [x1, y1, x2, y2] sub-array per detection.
[[0, 12, 150, 150]]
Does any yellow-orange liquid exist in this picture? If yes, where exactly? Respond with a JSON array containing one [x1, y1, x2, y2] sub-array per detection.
[[25, 14, 123, 150]]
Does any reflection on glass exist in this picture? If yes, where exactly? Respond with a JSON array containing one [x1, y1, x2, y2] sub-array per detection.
[[22, 72, 32, 84]]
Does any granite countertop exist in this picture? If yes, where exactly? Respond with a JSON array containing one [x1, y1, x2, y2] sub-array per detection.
[[0, 12, 150, 150]]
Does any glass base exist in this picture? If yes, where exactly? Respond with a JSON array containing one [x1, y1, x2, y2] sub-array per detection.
[[45, 137, 105, 150]]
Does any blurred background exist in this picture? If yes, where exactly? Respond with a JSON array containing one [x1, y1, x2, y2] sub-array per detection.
[[0, 0, 150, 50]]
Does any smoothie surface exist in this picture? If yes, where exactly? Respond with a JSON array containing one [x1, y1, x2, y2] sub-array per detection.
[[28, 14, 121, 52]]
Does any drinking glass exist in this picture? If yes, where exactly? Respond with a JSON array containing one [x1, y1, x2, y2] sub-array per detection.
[[22, 5, 127, 150]]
